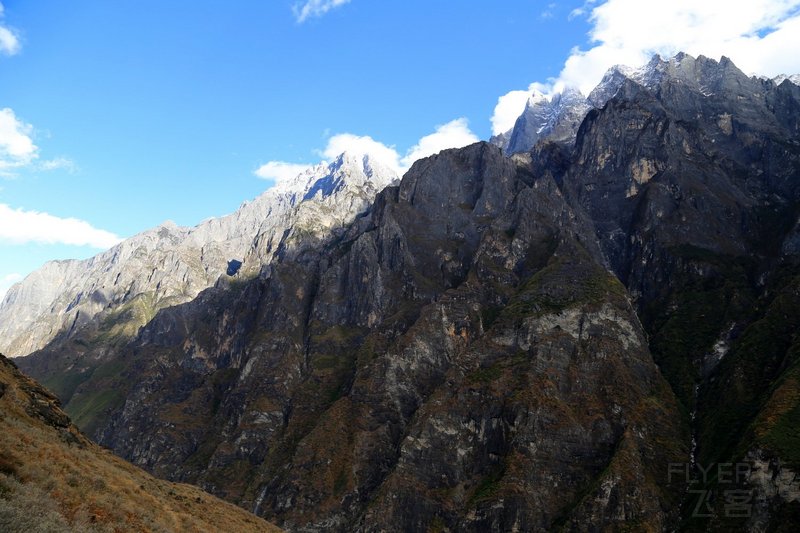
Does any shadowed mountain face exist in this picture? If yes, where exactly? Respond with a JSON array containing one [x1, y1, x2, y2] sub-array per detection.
[[20, 144, 687, 531], [16, 54, 800, 531]]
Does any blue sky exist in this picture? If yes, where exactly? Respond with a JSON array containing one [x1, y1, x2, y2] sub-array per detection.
[[2, 0, 800, 297]]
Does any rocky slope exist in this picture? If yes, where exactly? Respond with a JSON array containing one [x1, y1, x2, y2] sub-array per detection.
[[15, 53, 800, 531], [23, 142, 688, 531], [493, 51, 760, 156], [0, 152, 397, 358], [506, 86, 590, 155], [0, 353, 280, 532], [550, 52, 800, 531]]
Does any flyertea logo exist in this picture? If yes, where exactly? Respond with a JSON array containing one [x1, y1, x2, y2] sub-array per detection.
[[668, 462, 754, 518]]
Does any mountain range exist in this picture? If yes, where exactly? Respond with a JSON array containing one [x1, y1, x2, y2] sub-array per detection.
[[0, 153, 397, 357], [4, 53, 800, 531]]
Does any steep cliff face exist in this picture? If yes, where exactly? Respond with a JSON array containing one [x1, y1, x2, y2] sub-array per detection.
[[503, 86, 591, 155], [15, 53, 800, 531], [0, 152, 397, 358], [555, 54, 800, 530], [564, 53, 798, 278], [493, 60, 656, 156], [22, 143, 687, 531]]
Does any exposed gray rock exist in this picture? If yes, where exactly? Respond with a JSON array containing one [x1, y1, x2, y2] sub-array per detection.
[[747, 449, 800, 532], [0, 152, 397, 357], [503, 86, 590, 155]]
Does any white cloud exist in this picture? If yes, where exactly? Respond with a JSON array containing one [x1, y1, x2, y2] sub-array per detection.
[[0, 108, 37, 174], [400, 118, 479, 169], [254, 161, 312, 184], [0, 2, 20, 56], [0, 109, 78, 176], [490, 82, 551, 136], [491, 0, 800, 133], [321, 118, 478, 174], [569, 0, 600, 20], [0, 272, 22, 300], [293, 0, 351, 23], [321, 133, 402, 171], [0, 204, 122, 248], [39, 157, 78, 173], [0, 26, 18, 55], [540, 3, 557, 20], [562, 0, 800, 94], [255, 118, 479, 184]]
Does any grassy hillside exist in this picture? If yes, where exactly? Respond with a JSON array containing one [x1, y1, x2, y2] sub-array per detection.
[[0, 354, 280, 533]]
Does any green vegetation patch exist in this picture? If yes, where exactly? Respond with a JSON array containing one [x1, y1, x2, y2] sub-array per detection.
[[643, 245, 755, 409], [698, 272, 800, 467], [468, 462, 507, 505], [501, 247, 627, 323], [466, 365, 503, 384], [41, 367, 93, 406], [93, 292, 161, 346], [761, 401, 800, 470], [67, 388, 125, 436]]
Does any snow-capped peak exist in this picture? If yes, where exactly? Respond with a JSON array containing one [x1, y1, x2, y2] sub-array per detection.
[[501, 83, 590, 154], [497, 52, 759, 155], [527, 88, 549, 106], [773, 74, 800, 86], [272, 151, 398, 203], [0, 149, 399, 357]]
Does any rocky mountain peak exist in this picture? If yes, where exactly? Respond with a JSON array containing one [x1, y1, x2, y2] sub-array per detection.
[[323, 151, 397, 192], [495, 51, 787, 156], [558, 84, 585, 102], [0, 150, 398, 357], [272, 151, 397, 205], [773, 73, 800, 86], [503, 84, 591, 155], [629, 52, 751, 93], [525, 86, 549, 106], [587, 64, 635, 107]]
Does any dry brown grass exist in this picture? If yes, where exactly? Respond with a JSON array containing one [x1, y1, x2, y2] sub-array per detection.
[[0, 355, 281, 533]]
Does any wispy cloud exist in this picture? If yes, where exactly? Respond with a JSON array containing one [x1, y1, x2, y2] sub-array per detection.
[[293, 0, 352, 23], [0, 204, 122, 248], [492, 0, 800, 135], [0, 2, 20, 56], [568, 0, 599, 20], [539, 3, 558, 20], [39, 157, 78, 173], [400, 118, 479, 170], [0, 109, 79, 177], [320, 133, 401, 170], [256, 118, 479, 184], [321, 118, 478, 174], [0, 108, 37, 175], [254, 161, 313, 184]]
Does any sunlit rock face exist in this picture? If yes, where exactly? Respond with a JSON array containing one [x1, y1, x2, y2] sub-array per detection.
[[0, 152, 398, 357]]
